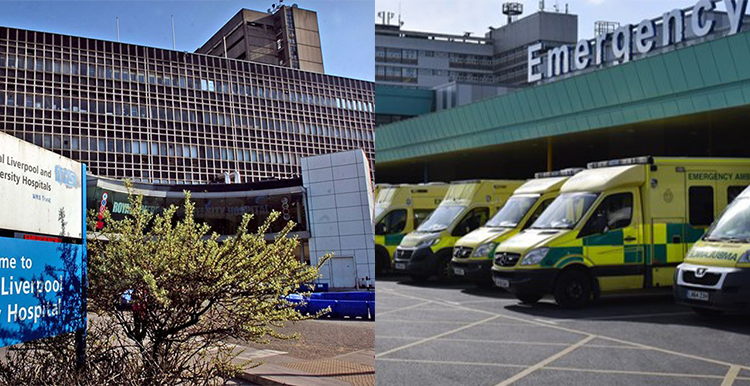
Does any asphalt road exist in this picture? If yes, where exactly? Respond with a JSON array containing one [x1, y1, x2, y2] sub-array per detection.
[[376, 275, 750, 386]]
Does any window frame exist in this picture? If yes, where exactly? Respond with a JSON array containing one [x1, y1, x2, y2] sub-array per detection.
[[579, 192, 634, 238], [689, 186, 715, 227]]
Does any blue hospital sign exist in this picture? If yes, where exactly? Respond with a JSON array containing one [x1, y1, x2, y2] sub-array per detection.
[[0, 237, 85, 346], [0, 130, 86, 347]]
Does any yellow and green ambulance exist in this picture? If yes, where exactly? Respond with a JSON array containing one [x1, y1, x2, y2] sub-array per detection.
[[675, 185, 750, 316], [374, 183, 449, 274], [451, 169, 582, 287], [374, 184, 386, 200], [393, 179, 525, 282], [491, 157, 750, 308]]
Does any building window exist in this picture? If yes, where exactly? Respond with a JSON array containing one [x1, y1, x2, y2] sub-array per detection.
[[689, 187, 714, 227]]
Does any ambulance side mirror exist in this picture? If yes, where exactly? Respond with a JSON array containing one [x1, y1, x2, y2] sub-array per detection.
[[375, 222, 387, 235]]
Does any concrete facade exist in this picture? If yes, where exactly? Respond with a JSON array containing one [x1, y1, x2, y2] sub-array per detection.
[[0, 26, 372, 185], [375, 10, 577, 89], [197, 6, 324, 73], [302, 150, 374, 289], [434, 82, 516, 111], [376, 25, 494, 89]]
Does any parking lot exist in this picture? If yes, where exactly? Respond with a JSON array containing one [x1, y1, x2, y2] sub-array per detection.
[[376, 276, 750, 386]]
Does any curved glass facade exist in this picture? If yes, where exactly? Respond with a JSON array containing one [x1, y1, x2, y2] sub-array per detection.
[[86, 176, 308, 238]]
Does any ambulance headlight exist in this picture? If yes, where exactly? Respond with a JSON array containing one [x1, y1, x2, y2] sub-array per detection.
[[473, 242, 498, 257], [521, 248, 550, 266], [417, 237, 441, 248], [738, 250, 750, 264]]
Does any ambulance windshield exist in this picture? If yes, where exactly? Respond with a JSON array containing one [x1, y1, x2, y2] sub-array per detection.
[[417, 205, 465, 232], [704, 198, 750, 242], [530, 192, 599, 230], [374, 206, 387, 221], [485, 196, 538, 228]]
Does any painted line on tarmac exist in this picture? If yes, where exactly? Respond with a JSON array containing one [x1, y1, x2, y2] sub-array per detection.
[[721, 365, 741, 386], [374, 315, 502, 358], [377, 336, 645, 350], [424, 338, 572, 347], [457, 298, 520, 305], [542, 366, 744, 380], [376, 335, 421, 340], [383, 306, 491, 313], [494, 335, 596, 386], [553, 311, 694, 323], [377, 319, 525, 325], [376, 320, 476, 325], [381, 288, 750, 373], [377, 301, 432, 317], [377, 357, 527, 369], [376, 358, 750, 382]]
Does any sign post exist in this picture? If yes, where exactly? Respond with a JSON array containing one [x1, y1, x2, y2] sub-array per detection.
[[76, 164, 87, 369], [0, 131, 87, 350]]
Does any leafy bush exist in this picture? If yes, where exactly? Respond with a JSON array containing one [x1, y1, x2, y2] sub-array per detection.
[[0, 189, 327, 385]]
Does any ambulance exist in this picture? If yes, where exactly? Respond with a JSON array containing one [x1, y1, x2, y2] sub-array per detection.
[[393, 179, 525, 282], [374, 183, 449, 274], [374, 183, 387, 200], [675, 185, 750, 316], [451, 169, 582, 286], [491, 157, 750, 308]]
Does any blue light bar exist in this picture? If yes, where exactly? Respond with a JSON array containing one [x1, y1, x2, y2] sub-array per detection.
[[534, 168, 585, 179], [587, 156, 653, 169]]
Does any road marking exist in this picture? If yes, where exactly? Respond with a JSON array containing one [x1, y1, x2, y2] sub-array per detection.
[[721, 365, 741, 386], [377, 301, 431, 317], [376, 335, 421, 340], [377, 357, 526, 369], [376, 358, 750, 381], [494, 335, 596, 386], [376, 320, 475, 325], [420, 338, 573, 346], [380, 289, 750, 373], [457, 298, 519, 305], [553, 311, 693, 323], [375, 315, 502, 358], [377, 336, 646, 349], [377, 319, 527, 325], [543, 366, 732, 380], [534, 318, 558, 325]]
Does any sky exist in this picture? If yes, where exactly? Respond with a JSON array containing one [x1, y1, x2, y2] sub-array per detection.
[[0, 0, 374, 81], [375, 0, 720, 40]]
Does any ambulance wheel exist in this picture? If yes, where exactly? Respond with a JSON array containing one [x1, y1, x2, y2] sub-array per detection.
[[375, 247, 390, 276], [692, 307, 724, 318], [516, 293, 543, 304], [435, 250, 455, 281], [553, 269, 591, 309]]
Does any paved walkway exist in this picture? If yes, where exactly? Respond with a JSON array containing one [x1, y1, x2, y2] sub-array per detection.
[[234, 345, 375, 386]]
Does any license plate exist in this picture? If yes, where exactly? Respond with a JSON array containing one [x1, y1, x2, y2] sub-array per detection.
[[686, 289, 709, 301], [454, 268, 465, 276], [494, 277, 510, 288], [394, 263, 406, 270]]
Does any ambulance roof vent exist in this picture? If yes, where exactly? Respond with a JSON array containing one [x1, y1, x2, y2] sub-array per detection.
[[588, 156, 653, 170], [534, 168, 585, 179]]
